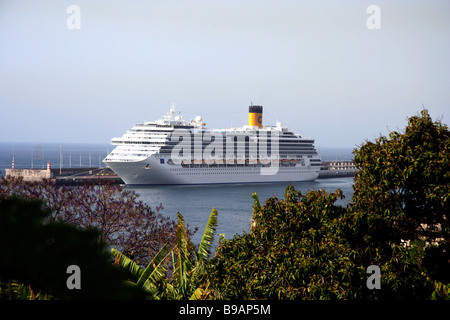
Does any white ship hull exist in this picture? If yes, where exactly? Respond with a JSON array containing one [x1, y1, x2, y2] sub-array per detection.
[[105, 155, 320, 185]]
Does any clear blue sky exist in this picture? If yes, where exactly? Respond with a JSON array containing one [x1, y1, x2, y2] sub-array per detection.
[[0, 0, 449, 148]]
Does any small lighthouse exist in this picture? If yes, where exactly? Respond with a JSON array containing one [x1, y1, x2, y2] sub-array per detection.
[[47, 161, 51, 171]]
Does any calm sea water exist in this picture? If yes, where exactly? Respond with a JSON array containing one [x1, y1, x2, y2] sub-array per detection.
[[0, 142, 355, 245], [130, 177, 354, 245]]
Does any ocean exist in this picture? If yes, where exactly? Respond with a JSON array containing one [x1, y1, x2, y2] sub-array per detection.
[[130, 177, 355, 245], [0, 142, 356, 245]]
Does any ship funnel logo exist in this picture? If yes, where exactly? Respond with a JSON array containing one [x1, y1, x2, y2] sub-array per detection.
[[248, 105, 263, 128]]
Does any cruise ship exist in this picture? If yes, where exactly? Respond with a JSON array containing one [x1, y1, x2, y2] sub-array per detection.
[[103, 104, 321, 185]]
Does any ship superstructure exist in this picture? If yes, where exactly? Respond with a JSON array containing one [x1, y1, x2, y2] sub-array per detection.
[[103, 104, 321, 185]]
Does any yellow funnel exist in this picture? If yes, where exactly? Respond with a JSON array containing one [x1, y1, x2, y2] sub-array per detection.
[[248, 105, 263, 128]]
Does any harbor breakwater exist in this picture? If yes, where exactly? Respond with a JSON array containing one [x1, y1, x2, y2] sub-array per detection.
[[1, 143, 356, 184], [4, 160, 357, 185]]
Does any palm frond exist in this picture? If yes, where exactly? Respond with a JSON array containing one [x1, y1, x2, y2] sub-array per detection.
[[251, 192, 261, 213], [111, 248, 144, 280], [197, 208, 218, 262], [189, 287, 205, 300], [173, 212, 193, 297], [137, 242, 172, 287]]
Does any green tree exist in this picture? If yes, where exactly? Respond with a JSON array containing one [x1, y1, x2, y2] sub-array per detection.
[[207, 187, 361, 299], [351, 109, 449, 248], [349, 109, 449, 299], [0, 178, 182, 266], [0, 197, 146, 299], [207, 109, 449, 300]]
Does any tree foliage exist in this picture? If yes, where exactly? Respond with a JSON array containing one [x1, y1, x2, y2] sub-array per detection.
[[0, 178, 185, 266], [112, 208, 218, 300], [0, 197, 146, 299], [207, 109, 449, 300], [348, 109, 449, 299], [208, 188, 362, 299], [351, 109, 449, 250]]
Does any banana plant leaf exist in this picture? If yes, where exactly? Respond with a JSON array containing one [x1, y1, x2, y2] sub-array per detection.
[[197, 208, 218, 262], [137, 242, 172, 287], [111, 248, 144, 280]]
